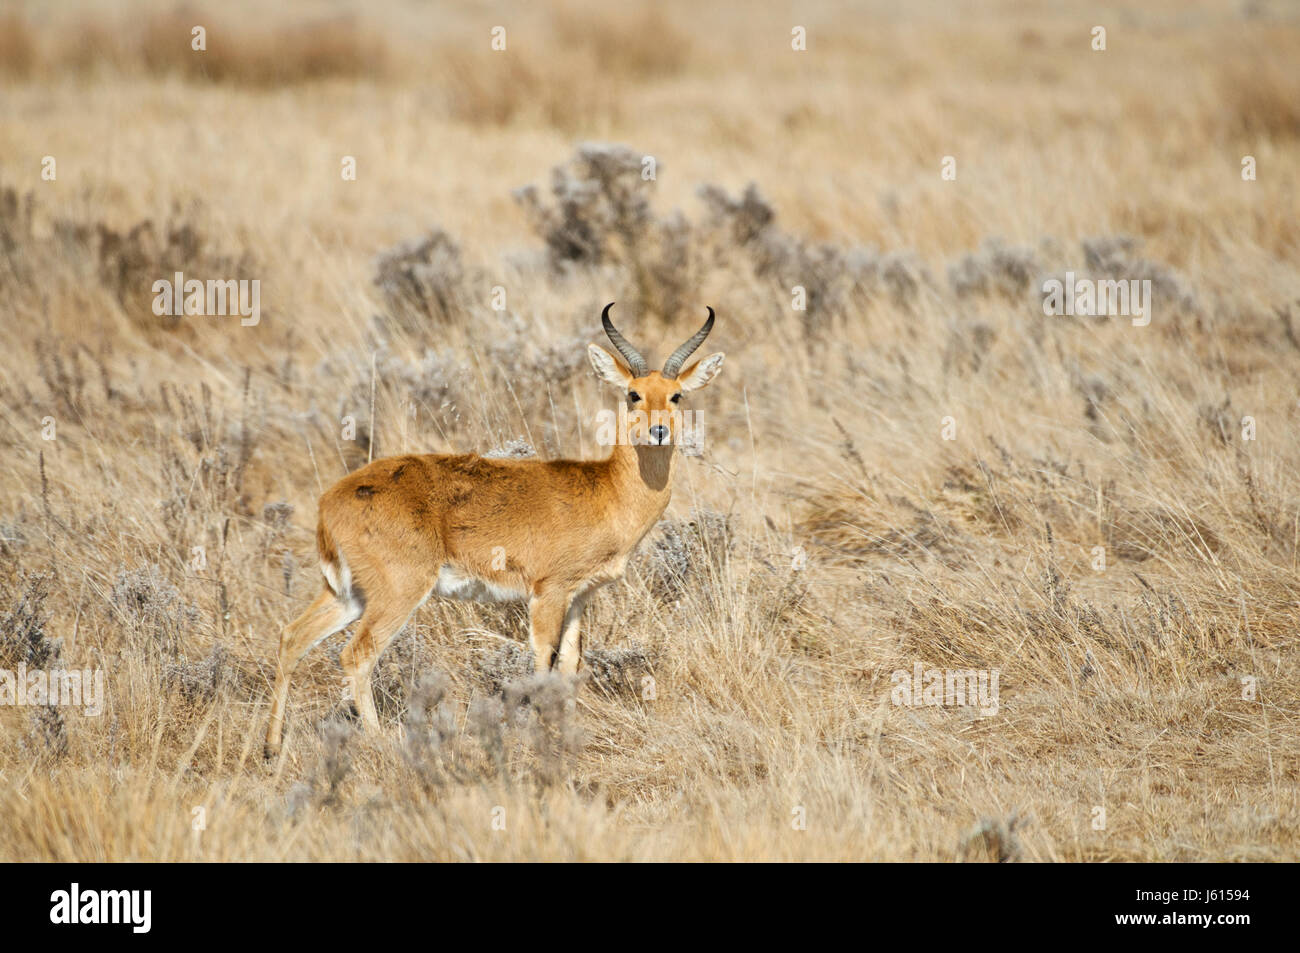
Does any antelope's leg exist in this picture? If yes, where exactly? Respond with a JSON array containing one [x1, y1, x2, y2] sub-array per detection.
[[528, 589, 570, 673], [554, 593, 589, 675], [266, 588, 360, 758], [339, 587, 427, 732]]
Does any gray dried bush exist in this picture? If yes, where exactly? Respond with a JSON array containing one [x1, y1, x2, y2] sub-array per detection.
[[514, 143, 702, 321], [699, 182, 928, 328], [162, 642, 226, 703], [503, 671, 584, 787], [24, 705, 69, 763], [111, 563, 199, 656], [641, 510, 732, 603], [471, 640, 534, 696], [582, 643, 652, 697], [372, 227, 472, 329], [370, 631, 438, 721], [0, 571, 58, 668], [1081, 235, 1199, 316], [316, 720, 354, 808], [486, 324, 591, 393], [374, 346, 466, 411], [958, 812, 1027, 862], [515, 143, 653, 270], [947, 237, 1040, 299], [403, 670, 456, 747], [55, 211, 254, 325], [401, 670, 462, 786]]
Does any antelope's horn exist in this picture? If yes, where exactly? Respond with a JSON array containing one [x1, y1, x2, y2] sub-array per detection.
[[662, 307, 715, 378], [601, 302, 648, 377]]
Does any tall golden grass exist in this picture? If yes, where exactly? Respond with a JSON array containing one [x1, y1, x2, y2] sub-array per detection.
[[0, 0, 1297, 861]]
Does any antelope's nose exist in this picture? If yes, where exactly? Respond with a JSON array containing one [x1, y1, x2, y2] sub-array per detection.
[[650, 424, 669, 444]]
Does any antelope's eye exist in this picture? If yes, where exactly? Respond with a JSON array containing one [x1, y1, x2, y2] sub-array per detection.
[[626, 390, 641, 402], [670, 393, 682, 403]]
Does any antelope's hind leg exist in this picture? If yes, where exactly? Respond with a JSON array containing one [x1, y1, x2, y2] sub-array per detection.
[[338, 579, 431, 733], [265, 588, 362, 759]]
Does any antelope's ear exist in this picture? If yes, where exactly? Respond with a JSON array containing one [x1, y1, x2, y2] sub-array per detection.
[[588, 344, 634, 388], [677, 352, 725, 392]]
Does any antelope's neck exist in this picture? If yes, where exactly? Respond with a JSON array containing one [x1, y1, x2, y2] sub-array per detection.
[[606, 441, 677, 531]]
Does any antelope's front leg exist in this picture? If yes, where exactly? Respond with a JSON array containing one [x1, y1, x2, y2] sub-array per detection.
[[554, 594, 588, 675], [528, 590, 568, 673]]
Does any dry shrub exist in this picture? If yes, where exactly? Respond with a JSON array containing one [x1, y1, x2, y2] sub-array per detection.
[[3, 186, 257, 340], [948, 238, 1040, 299], [472, 641, 534, 696], [399, 667, 584, 791], [511, 146, 691, 321], [365, 142, 774, 423], [502, 672, 585, 786], [640, 510, 733, 603], [111, 564, 200, 657], [371, 143, 930, 345], [958, 813, 1026, 862], [372, 228, 471, 330], [1079, 235, 1199, 316], [315, 721, 354, 807], [514, 143, 659, 271], [699, 182, 930, 328], [163, 643, 227, 704], [91, 220, 256, 328], [582, 643, 652, 696], [0, 572, 57, 669], [24, 706, 70, 764]]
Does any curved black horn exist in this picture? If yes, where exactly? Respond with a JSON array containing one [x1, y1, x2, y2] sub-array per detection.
[[662, 307, 716, 377], [601, 303, 648, 377]]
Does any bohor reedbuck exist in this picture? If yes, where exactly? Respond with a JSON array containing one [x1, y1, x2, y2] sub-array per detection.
[[265, 305, 724, 757]]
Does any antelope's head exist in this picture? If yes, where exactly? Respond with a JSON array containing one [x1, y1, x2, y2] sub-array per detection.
[[588, 303, 725, 447]]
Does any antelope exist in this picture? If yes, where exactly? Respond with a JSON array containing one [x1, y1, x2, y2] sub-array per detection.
[[264, 304, 724, 758]]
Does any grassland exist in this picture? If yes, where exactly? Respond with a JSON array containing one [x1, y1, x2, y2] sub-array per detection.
[[0, 0, 1297, 861]]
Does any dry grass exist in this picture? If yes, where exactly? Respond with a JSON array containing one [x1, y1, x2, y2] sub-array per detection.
[[0, 0, 1297, 862], [5, 7, 389, 85]]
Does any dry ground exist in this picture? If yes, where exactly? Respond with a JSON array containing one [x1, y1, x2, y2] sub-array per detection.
[[0, 0, 1297, 861]]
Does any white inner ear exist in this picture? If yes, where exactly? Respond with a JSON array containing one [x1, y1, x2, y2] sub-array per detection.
[[588, 344, 632, 387], [679, 352, 725, 392]]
